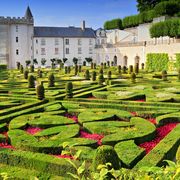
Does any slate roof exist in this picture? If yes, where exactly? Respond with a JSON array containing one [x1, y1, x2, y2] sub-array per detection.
[[25, 6, 33, 19], [34, 26, 96, 38]]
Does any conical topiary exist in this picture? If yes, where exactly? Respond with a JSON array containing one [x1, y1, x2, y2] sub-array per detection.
[[28, 75, 35, 88], [92, 71, 96, 81], [36, 83, 45, 100], [92, 145, 121, 172], [98, 74, 104, 85], [85, 70, 90, 80], [48, 73, 55, 87], [24, 69, 29, 79], [66, 82, 73, 98]]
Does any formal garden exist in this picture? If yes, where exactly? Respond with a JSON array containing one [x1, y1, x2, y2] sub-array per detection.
[[0, 54, 179, 179]]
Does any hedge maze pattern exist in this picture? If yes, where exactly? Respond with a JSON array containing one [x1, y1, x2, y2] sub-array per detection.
[[0, 67, 180, 179]]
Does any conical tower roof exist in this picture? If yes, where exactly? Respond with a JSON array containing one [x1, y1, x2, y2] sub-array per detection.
[[25, 6, 33, 19]]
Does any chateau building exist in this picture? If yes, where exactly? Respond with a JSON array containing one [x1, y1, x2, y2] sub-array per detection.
[[0, 7, 98, 68], [0, 7, 179, 69]]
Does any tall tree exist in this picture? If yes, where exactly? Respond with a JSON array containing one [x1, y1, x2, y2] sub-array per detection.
[[137, 0, 162, 12]]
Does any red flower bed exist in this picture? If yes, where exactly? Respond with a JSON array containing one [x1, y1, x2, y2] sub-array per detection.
[[64, 113, 78, 123], [54, 154, 74, 160], [80, 130, 104, 145], [131, 112, 138, 116], [25, 126, 43, 135], [139, 122, 179, 154], [135, 100, 146, 102], [88, 96, 96, 99], [147, 118, 157, 125]]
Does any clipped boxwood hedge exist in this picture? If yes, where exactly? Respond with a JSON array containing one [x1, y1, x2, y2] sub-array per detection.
[[115, 140, 145, 168], [135, 124, 180, 168], [0, 148, 76, 177]]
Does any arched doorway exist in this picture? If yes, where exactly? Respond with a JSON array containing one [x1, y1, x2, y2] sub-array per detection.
[[134, 56, 140, 65], [123, 56, 128, 67], [113, 55, 117, 66]]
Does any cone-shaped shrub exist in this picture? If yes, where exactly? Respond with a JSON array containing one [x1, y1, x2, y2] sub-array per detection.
[[16, 62, 20, 70], [107, 61, 110, 67], [131, 72, 136, 83], [129, 65, 133, 74], [24, 70, 29, 79], [118, 65, 121, 74], [30, 65, 34, 73], [91, 63, 93, 69], [98, 74, 104, 85], [67, 66, 71, 74], [28, 75, 35, 88], [99, 68, 103, 75], [162, 70, 167, 81], [83, 61, 86, 66], [48, 73, 55, 87], [74, 65, 78, 76], [65, 66, 68, 74], [38, 69, 43, 78], [20, 65, 24, 74], [78, 65, 82, 73], [123, 66, 127, 74], [111, 61, 114, 66], [85, 70, 90, 80], [92, 71, 96, 81], [141, 63, 145, 70], [92, 145, 121, 172], [36, 83, 45, 100], [66, 82, 73, 98], [93, 63, 96, 69], [135, 63, 139, 74], [103, 63, 106, 69], [107, 70, 112, 80]]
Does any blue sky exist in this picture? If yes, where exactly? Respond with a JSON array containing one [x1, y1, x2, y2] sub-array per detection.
[[0, 0, 137, 29]]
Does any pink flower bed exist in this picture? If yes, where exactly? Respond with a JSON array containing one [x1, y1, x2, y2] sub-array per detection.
[[25, 126, 43, 135], [64, 113, 78, 123], [139, 122, 179, 154], [80, 130, 104, 145], [0, 132, 14, 149]]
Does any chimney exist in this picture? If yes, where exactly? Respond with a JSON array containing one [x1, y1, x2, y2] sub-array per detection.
[[81, 20, 85, 31]]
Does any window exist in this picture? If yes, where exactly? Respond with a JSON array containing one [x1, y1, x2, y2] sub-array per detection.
[[66, 48, 69, 54], [16, 49, 19, 55], [78, 47, 82, 54], [55, 39, 59, 45], [65, 39, 69, 45], [89, 47, 93, 54], [78, 39, 82, 45], [89, 39, 93, 45], [41, 48, 46, 55], [36, 39, 38, 44], [41, 39, 46, 45], [36, 50, 38, 55], [78, 57, 82, 64], [16, 37, 18, 43], [16, 26, 18, 32], [55, 48, 59, 55]]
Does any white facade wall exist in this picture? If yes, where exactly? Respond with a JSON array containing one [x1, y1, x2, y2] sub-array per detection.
[[9, 24, 33, 68], [96, 41, 180, 67], [33, 37, 96, 66]]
